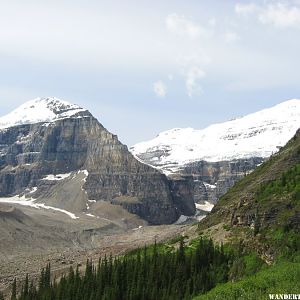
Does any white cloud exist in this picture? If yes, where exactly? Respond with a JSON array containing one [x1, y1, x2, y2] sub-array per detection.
[[235, 2, 300, 29], [153, 81, 167, 98], [235, 3, 258, 16], [185, 67, 206, 97], [165, 13, 212, 39], [223, 31, 240, 43], [176, 54, 209, 96], [259, 3, 300, 28]]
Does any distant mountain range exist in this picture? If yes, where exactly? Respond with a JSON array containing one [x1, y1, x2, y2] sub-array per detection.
[[1, 97, 299, 229]]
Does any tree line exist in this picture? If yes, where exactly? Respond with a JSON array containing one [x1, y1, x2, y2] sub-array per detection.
[[11, 237, 230, 300]]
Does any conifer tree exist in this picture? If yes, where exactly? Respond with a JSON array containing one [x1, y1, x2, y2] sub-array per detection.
[[28, 280, 36, 300], [21, 274, 29, 299], [11, 278, 17, 300]]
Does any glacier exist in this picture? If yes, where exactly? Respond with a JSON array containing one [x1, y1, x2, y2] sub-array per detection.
[[131, 99, 300, 174]]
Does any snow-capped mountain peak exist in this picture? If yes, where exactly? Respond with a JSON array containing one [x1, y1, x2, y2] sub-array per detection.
[[130, 99, 300, 174], [0, 97, 89, 129]]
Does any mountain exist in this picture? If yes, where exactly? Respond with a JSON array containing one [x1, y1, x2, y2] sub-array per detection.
[[131, 99, 300, 170], [0, 97, 195, 226], [0, 97, 90, 129], [131, 99, 300, 208], [199, 128, 300, 260]]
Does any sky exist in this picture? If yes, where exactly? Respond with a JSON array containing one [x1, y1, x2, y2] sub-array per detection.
[[1, 0, 300, 146]]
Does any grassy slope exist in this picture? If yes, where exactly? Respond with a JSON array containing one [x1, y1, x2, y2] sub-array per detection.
[[194, 259, 300, 300]]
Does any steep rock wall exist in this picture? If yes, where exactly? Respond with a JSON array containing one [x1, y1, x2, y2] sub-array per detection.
[[0, 116, 195, 224]]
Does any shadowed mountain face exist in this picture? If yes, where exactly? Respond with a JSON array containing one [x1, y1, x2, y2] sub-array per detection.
[[0, 97, 195, 225]]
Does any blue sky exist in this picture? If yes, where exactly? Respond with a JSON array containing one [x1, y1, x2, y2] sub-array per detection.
[[1, 0, 300, 145]]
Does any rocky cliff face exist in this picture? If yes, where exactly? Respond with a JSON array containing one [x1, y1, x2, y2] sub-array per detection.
[[168, 174, 195, 216], [181, 157, 265, 205], [0, 97, 195, 224]]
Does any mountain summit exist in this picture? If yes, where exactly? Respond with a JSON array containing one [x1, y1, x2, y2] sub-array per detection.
[[0, 97, 90, 129]]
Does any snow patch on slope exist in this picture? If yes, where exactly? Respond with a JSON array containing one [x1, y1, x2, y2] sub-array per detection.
[[203, 182, 216, 189], [86, 213, 99, 218], [195, 201, 214, 212], [0, 97, 89, 130], [0, 195, 79, 219], [79, 170, 89, 183], [42, 173, 72, 181], [131, 99, 300, 173], [174, 215, 189, 224]]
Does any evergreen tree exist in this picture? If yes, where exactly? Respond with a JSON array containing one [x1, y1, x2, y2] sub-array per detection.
[[28, 280, 36, 300], [11, 278, 17, 300], [20, 273, 29, 300]]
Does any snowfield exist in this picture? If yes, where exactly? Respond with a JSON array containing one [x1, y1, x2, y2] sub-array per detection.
[[0, 97, 89, 130], [131, 99, 300, 173]]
